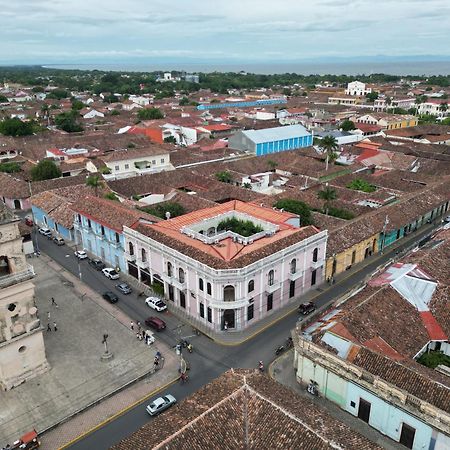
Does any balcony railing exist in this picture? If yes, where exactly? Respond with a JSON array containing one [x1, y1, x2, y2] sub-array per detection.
[[265, 281, 281, 293], [124, 252, 136, 262], [210, 298, 251, 309], [136, 258, 147, 268], [0, 266, 35, 288], [311, 260, 323, 270]]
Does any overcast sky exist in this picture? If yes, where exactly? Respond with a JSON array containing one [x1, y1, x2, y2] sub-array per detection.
[[1, 0, 449, 63]]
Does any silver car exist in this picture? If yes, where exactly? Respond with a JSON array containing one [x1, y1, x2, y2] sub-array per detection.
[[146, 394, 176, 416]]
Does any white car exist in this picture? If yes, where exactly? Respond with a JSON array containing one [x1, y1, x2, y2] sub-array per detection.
[[145, 297, 167, 312], [146, 394, 176, 416], [74, 250, 88, 259], [38, 227, 52, 237], [102, 267, 120, 280]]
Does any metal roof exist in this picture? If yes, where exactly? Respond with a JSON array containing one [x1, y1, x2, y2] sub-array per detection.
[[242, 124, 311, 144]]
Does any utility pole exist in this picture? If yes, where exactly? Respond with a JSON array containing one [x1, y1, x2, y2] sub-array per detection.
[[380, 215, 389, 254]]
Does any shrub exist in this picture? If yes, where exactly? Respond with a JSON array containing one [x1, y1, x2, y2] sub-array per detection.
[[326, 207, 355, 220], [141, 202, 185, 219], [347, 178, 376, 193], [215, 171, 233, 183], [104, 192, 119, 201], [217, 217, 263, 237], [0, 162, 21, 173], [137, 108, 164, 120], [417, 350, 450, 369], [31, 160, 61, 181]]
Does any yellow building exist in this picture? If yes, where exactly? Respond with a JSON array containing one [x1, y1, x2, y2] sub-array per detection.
[[356, 113, 418, 130]]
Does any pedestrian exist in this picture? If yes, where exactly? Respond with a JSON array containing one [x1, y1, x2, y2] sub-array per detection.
[[142, 329, 146, 339], [53, 322, 57, 332], [51, 297, 58, 307], [47, 311, 50, 321], [130, 321, 134, 331], [47, 323, 51, 332], [224, 321, 228, 331]]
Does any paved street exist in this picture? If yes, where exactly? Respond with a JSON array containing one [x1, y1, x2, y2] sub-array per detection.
[[32, 220, 441, 449]]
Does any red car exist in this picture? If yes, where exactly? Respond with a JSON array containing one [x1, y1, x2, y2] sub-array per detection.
[[25, 217, 33, 227], [145, 316, 166, 331]]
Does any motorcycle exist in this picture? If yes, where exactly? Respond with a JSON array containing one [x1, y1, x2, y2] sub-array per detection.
[[258, 361, 264, 372], [187, 343, 193, 353], [285, 337, 293, 349], [307, 381, 319, 396], [275, 345, 285, 356], [180, 339, 189, 348]]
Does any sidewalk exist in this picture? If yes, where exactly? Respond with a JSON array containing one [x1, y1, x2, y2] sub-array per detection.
[[270, 350, 405, 450], [0, 254, 179, 449], [166, 221, 440, 345]]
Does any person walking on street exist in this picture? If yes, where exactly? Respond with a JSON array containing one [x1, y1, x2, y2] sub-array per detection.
[[130, 321, 134, 331], [47, 323, 51, 332], [51, 297, 58, 307], [142, 329, 146, 339], [47, 311, 51, 321], [53, 322, 57, 332]]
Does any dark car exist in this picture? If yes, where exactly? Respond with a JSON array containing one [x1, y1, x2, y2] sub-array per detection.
[[145, 316, 166, 331], [25, 217, 34, 227], [88, 258, 106, 270], [298, 302, 316, 315], [102, 291, 119, 304], [115, 283, 132, 294]]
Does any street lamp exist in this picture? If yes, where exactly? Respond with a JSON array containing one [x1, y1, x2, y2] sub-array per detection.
[[101, 331, 113, 361]]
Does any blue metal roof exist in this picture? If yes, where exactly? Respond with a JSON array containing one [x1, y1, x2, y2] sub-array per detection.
[[242, 125, 311, 144]]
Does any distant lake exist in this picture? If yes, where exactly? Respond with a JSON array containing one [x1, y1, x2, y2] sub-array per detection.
[[43, 60, 450, 75]]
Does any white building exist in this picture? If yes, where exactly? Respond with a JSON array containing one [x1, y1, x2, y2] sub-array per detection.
[[418, 100, 449, 117], [124, 200, 327, 332], [89, 146, 174, 180], [345, 81, 372, 97]]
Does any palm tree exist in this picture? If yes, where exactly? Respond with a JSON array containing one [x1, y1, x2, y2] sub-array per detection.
[[319, 135, 339, 171], [439, 102, 448, 117], [385, 96, 392, 111], [317, 186, 337, 215], [86, 175, 102, 197], [415, 96, 424, 116]]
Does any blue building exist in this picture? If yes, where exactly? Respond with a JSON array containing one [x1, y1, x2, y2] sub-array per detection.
[[228, 124, 313, 156], [197, 98, 286, 110], [72, 197, 158, 272], [31, 191, 75, 242]]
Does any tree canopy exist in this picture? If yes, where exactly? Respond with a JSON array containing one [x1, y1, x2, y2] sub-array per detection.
[[31, 160, 61, 181], [137, 108, 164, 120], [215, 171, 233, 183], [0, 118, 35, 136], [273, 199, 313, 226], [54, 111, 83, 133], [141, 202, 185, 219], [347, 178, 376, 193], [340, 119, 356, 131], [217, 217, 263, 237], [317, 186, 337, 215]]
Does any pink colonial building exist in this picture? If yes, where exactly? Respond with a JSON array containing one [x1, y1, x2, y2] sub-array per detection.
[[124, 200, 327, 332]]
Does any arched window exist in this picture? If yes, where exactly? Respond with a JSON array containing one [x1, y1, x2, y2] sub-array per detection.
[[207, 282, 212, 295], [167, 262, 173, 277], [312, 248, 318, 262], [128, 242, 134, 256], [268, 270, 274, 286], [179, 268, 185, 283], [290, 259, 297, 274], [199, 278, 204, 291], [141, 248, 147, 262], [224, 285, 235, 302], [248, 280, 254, 293]]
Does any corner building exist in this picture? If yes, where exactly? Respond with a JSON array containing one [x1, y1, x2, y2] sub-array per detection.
[[124, 201, 327, 331]]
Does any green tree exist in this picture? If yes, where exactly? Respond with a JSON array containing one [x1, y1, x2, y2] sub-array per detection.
[[0, 118, 34, 136], [54, 111, 83, 133], [0, 162, 21, 173], [86, 175, 102, 197], [318, 135, 339, 171], [46, 89, 69, 100], [273, 199, 313, 226], [0, 95, 8, 103], [215, 171, 233, 183], [347, 178, 376, 193], [317, 186, 337, 216], [71, 99, 84, 110], [340, 119, 356, 131], [282, 88, 292, 96], [217, 217, 263, 237], [141, 202, 185, 219], [267, 160, 278, 171], [31, 160, 61, 181], [438, 103, 448, 116], [137, 108, 164, 120], [365, 91, 379, 102], [164, 136, 177, 144], [179, 96, 189, 106], [110, 109, 120, 116]]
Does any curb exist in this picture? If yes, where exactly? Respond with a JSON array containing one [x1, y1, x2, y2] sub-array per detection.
[[58, 374, 180, 449]]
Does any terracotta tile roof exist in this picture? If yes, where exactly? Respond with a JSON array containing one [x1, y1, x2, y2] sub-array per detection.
[[72, 196, 160, 232], [112, 370, 381, 450], [100, 145, 170, 163], [352, 347, 450, 412], [0, 173, 29, 198], [133, 200, 319, 269]]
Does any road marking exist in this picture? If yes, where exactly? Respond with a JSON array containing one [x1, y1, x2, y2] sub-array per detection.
[[58, 376, 179, 449]]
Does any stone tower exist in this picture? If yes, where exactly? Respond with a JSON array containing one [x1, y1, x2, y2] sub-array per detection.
[[0, 202, 48, 390]]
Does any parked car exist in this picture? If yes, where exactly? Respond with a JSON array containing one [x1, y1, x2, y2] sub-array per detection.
[[145, 297, 167, 312], [102, 267, 120, 280], [146, 394, 176, 416], [53, 237, 65, 246], [116, 282, 132, 294], [38, 227, 52, 237], [24, 217, 33, 227], [88, 258, 106, 270], [298, 302, 316, 315], [444, 215, 450, 223], [74, 250, 88, 259], [102, 291, 119, 304], [145, 316, 166, 331]]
